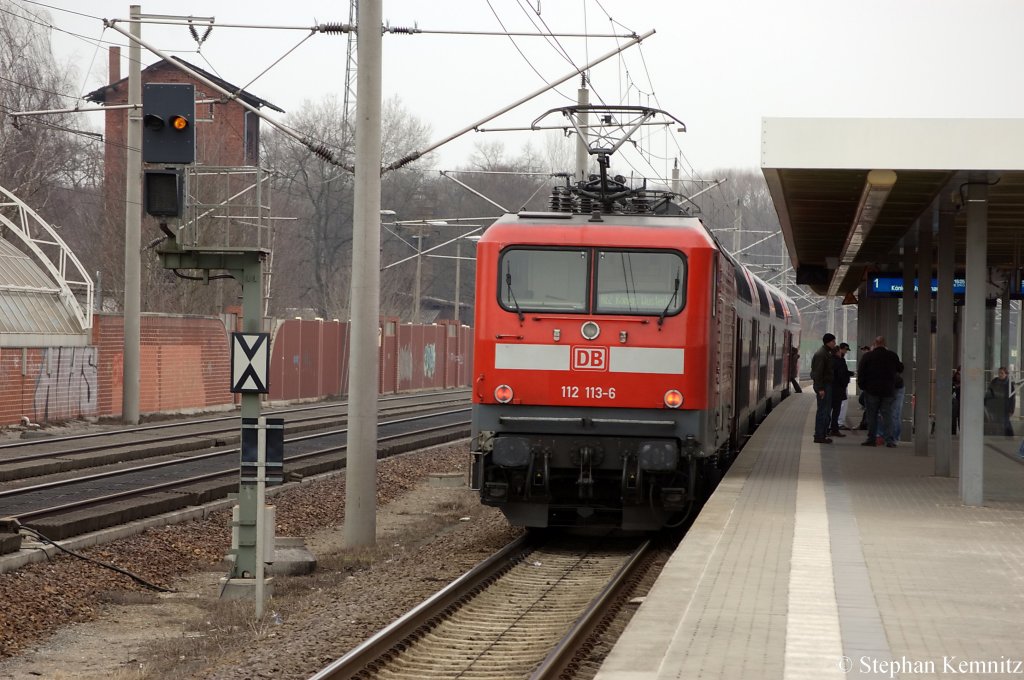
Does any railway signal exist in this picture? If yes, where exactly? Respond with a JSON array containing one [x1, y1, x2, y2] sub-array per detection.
[[142, 168, 184, 218], [142, 83, 195, 164]]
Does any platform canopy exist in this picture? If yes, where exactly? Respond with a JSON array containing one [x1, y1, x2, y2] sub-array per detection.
[[761, 118, 1024, 296], [0, 185, 93, 347]]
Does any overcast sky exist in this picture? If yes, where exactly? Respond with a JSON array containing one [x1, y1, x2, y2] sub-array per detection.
[[25, 0, 1024, 183]]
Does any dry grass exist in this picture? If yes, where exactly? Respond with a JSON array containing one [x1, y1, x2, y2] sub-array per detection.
[[132, 496, 482, 676], [136, 599, 269, 678]]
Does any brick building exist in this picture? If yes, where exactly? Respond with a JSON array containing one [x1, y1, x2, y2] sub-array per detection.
[[85, 47, 283, 213]]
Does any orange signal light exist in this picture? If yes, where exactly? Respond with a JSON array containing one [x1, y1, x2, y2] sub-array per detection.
[[494, 384, 514, 404], [664, 390, 683, 409], [170, 115, 189, 131]]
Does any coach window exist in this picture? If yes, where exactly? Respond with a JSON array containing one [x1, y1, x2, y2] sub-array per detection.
[[733, 262, 753, 303], [754, 280, 771, 315], [594, 250, 686, 315], [770, 292, 785, 319], [498, 248, 588, 313]]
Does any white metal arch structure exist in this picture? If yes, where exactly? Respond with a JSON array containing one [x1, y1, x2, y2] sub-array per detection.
[[0, 184, 93, 340]]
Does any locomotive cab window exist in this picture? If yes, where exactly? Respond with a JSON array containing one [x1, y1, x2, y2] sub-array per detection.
[[498, 248, 588, 313], [595, 250, 686, 315]]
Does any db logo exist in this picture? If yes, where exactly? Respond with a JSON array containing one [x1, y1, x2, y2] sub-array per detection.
[[571, 346, 608, 371]]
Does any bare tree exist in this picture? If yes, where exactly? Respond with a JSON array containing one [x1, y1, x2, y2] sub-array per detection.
[[0, 2, 106, 313], [0, 4, 97, 203], [264, 94, 432, 320]]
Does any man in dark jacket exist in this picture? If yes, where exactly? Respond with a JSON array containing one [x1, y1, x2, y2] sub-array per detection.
[[810, 333, 837, 443], [857, 336, 904, 447], [829, 342, 853, 436]]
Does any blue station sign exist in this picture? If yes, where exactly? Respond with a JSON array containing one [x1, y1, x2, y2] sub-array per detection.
[[868, 275, 1024, 298], [868, 276, 965, 297]]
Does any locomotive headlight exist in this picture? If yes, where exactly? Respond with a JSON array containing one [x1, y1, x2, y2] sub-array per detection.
[[638, 440, 679, 471], [493, 436, 531, 468], [581, 321, 600, 340], [494, 384, 514, 403], [664, 390, 684, 408]]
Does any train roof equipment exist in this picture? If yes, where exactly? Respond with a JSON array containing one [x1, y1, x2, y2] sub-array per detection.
[[531, 105, 689, 217]]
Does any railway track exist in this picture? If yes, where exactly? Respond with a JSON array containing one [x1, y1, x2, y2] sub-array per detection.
[[0, 389, 470, 478], [312, 535, 653, 680], [0, 390, 471, 544]]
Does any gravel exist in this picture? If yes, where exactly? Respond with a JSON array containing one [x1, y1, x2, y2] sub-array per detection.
[[0, 442, 524, 679]]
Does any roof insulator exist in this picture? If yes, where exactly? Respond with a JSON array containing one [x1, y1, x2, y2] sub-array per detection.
[[317, 23, 351, 34]]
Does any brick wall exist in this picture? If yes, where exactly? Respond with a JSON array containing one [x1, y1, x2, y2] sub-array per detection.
[[1, 316, 472, 428], [0, 348, 40, 426], [92, 313, 232, 418]]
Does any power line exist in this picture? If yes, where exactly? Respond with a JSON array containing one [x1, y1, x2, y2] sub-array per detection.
[[15, 0, 100, 21]]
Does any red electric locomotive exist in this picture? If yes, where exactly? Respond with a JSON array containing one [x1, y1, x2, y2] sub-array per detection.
[[469, 106, 800, 530]]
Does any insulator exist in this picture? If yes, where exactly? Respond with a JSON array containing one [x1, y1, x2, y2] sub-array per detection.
[[548, 188, 561, 211], [387, 24, 420, 34], [549, 186, 574, 213], [309, 141, 335, 162], [317, 22, 351, 34], [579, 196, 593, 214], [563, 190, 576, 213]]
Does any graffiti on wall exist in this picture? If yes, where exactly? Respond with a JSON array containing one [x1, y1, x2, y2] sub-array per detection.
[[33, 346, 98, 421], [398, 346, 413, 383], [423, 343, 436, 379]]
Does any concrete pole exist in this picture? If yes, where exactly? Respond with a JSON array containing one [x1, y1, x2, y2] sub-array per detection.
[[736, 200, 743, 255], [1000, 281, 1011, 371], [914, 215, 932, 456], [122, 5, 141, 425], [985, 302, 996, 379], [413, 227, 423, 324], [901, 238, 915, 441], [671, 164, 681, 209], [454, 239, 461, 324], [857, 296, 873, 358], [1019, 296, 1024, 416], [961, 180, 987, 506], [934, 207, 954, 476], [842, 304, 849, 345], [576, 82, 589, 184], [344, 0, 383, 548]]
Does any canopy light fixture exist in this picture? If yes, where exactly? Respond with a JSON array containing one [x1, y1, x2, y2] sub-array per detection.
[[828, 169, 897, 297]]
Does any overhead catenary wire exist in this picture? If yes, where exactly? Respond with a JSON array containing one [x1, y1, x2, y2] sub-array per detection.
[[384, 28, 654, 172]]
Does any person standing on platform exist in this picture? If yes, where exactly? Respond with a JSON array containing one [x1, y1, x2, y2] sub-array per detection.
[[811, 333, 837, 443], [952, 366, 961, 435], [856, 345, 872, 431], [829, 342, 853, 437], [890, 368, 906, 441], [857, 336, 903, 448], [985, 366, 1015, 436]]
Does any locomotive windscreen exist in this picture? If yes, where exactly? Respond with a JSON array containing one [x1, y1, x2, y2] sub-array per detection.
[[595, 250, 686, 315], [499, 248, 588, 312], [498, 247, 686, 316]]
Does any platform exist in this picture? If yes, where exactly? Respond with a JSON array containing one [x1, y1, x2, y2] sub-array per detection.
[[596, 393, 1024, 679]]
